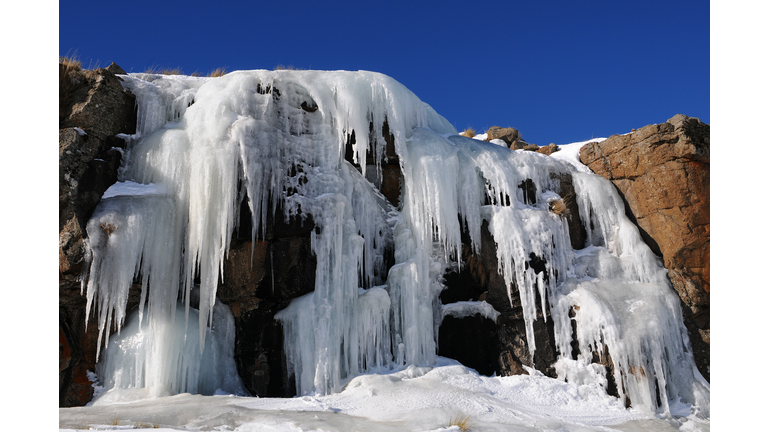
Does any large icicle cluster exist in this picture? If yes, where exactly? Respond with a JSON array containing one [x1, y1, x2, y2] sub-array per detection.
[[82, 69, 708, 416]]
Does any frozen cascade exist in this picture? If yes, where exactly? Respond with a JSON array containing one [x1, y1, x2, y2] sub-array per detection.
[[81, 69, 708, 416], [93, 302, 248, 401], [83, 193, 183, 360]]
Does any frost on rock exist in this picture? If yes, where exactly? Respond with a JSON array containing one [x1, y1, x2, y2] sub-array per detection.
[[83, 70, 708, 416]]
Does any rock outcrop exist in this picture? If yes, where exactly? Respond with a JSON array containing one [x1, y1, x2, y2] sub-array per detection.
[[485, 126, 520, 146], [59, 62, 137, 407], [484, 126, 552, 154], [579, 114, 710, 380]]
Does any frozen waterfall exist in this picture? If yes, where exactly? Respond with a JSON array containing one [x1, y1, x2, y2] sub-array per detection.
[[81, 69, 708, 416]]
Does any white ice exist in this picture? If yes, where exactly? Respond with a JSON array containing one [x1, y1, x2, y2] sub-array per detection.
[[76, 69, 709, 426], [441, 300, 501, 322], [100, 181, 166, 199]]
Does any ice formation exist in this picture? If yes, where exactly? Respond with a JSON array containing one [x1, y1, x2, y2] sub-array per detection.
[[80, 70, 708, 416]]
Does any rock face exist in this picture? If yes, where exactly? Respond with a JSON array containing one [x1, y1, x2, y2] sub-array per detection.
[[579, 114, 710, 380], [59, 63, 137, 407], [217, 203, 318, 397]]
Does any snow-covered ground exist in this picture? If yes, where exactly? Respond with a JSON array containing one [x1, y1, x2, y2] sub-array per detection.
[[59, 357, 708, 432]]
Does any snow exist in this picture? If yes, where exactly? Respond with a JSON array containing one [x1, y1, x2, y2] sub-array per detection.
[[100, 181, 166, 199], [550, 138, 607, 172], [489, 138, 507, 146], [441, 300, 501, 322], [68, 69, 709, 431], [59, 359, 709, 431]]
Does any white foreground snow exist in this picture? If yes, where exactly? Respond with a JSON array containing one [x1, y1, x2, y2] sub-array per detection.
[[58, 358, 708, 432]]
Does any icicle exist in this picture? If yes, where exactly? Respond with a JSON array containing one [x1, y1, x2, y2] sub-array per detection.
[[94, 302, 248, 400], [84, 70, 707, 419]]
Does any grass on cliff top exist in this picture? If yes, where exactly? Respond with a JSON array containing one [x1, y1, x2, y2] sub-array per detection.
[[142, 65, 228, 77], [207, 67, 228, 77], [460, 127, 476, 138], [59, 55, 83, 125], [60, 55, 82, 71], [274, 64, 307, 71]]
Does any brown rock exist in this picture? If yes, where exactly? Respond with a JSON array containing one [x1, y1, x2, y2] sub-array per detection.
[[59, 63, 138, 406], [522, 144, 540, 152], [105, 62, 127, 75], [485, 126, 520, 148], [60, 65, 137, 139], [536, 144, 560, 156], [59, 64, 136, 278], [579, 114, 710, 380]]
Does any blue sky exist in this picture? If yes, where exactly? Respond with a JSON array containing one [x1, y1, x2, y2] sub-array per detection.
[[59, 0, 709, 145]]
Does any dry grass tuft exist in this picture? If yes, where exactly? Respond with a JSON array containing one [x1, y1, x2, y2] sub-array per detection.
[[143, 65, 184, 75], [274, 64, 305, 71], [59, 54, 83, 125], [449, 414, 473, 431], [60, 54, 82, 71], [460, 127, 476, 138], [548, 198, 568, 216], [143, 64, 161, 74], [549, 190, 575, 216], [208, 67, 228, 77]]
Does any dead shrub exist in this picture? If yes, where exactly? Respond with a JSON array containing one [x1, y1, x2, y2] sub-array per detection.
[[274, 64, 305, 71], [548, 198, 568, 216], [460, 127, 476, 138], [208, 67, 228, 77], [449, 414, 473, 431]]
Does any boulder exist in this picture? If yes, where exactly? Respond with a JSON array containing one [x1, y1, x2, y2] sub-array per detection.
[[59, 64, 137, 139], [579, 114, 710, 380], [536, 144, 560, 156], [485, 126, 529, 149]]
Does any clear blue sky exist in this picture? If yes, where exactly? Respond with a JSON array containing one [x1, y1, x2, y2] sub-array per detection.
[[59, 0, 709, 145]]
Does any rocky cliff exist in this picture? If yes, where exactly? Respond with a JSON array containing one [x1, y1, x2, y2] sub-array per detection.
[[579, 115, 710, 380], [59, 62, 137, 406], [59, 64, 709, 407]]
